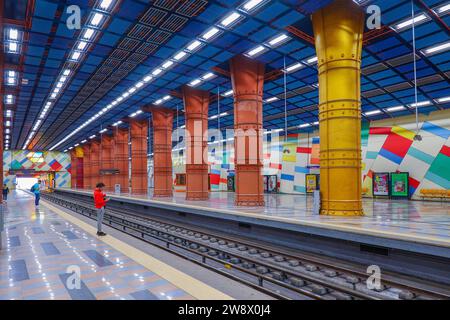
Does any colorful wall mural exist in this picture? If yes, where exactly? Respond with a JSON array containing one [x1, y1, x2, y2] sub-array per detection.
[[3, 150, 71, 189], [172, 111, 449, 199]]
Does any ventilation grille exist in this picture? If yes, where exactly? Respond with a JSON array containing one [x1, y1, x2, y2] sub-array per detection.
[[128, 24, 153, 39], [386, 53, 420, 67], [154, 0, 178, 10], [147, 29, 172, 44], [160, 14, 188, 32], [362, 88, 384, 98], [140, 8, 167, 26], [385, 82, 411, 92], [176, 0, 207, 17], [362, 63, 388, 75]]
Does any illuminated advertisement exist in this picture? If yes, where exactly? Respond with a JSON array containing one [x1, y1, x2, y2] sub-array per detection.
[[390, 172, 409, 198], [373, 172, 390, 196], [305, 174, 319, 193]]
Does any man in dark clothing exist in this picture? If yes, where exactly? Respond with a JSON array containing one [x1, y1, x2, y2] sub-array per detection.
[[2, 184, 9, 202]]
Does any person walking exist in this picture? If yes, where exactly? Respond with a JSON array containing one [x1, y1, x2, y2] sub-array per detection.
[[31, 179, 41, 206], [93, 182, 109, 236], [2, 184, 9, 202]]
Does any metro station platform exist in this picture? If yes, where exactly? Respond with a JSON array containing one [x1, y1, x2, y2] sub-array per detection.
[[0, 190, 231, 300], [59, 189, 450, 257]]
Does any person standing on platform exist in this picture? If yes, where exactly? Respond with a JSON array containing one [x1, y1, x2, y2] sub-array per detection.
[[93, 182, 109, 236], [2, 184, 9, 202], [31, 179, 41, 207]]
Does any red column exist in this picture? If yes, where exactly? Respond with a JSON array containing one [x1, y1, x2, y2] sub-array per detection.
[[230, 55, 265, 206], [130, 119, 148, 195], [90, 140, 101, 188], [70, 150, 77, 188], [83, 144, 91, 190], [100, 134, 114, 191], [182, 85, 209, 201], [113, 128, 129, 193], [150, 107, 174, 197]]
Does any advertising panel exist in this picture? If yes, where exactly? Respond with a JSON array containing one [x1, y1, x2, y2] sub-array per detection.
[[390, 172, 409, 198], [373, 172, 390, 196]]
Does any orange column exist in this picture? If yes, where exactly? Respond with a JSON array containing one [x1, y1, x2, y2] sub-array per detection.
[[130, 119, 148, 195], [70, 150, 77, 188], [182, 85, 209, 201], [113, 128, 129, 193], [230, 55, 265, 206], [151, 107, 174, 197], [83, 143, 91, 190], [101, 134, 114, 191], [90, 140, 101, 188]]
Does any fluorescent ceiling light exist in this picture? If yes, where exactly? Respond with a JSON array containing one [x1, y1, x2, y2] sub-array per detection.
[[152, 68, 162, 76], [99, 128, 107, 133], [202, 27, 220, 40], [90, 13, 104, 26], [81, 140, 87, 143], [186, 40, 202, 52], [202, 72, 215, 80], [394, 14, 428, 30], [220, 12, 241, 27], [247, 45, 266, 57], [173, 51, 187, 61], [60, 76, 67, 82], [189, 79, 201, 87], [5, 121, 11, 126], [313, 121, 319, 125], [89, 135, 96, 139], [242, 0, 265, 11], [436, 3, 450, 14], [285, 62, 304, 73], [154, 99, 163, 105], [385, 105, 406, 112], [436, 96, 450, 103], [162, 95, 171, 101], [223, 90, 233, 97], [306, 56, 318, 64], [63, 69, 70, 76], [8, 42, 18, 53], [135, 81, 144, 88], [268, 34, 289, 47], [409, 100, 431, 107], [143, 75, 153, 82], [9, 28, 19, 40], [74, 143, 80, 147], [82, 28, 95, 40], [99, 0, 113, 10], [423, 41, 450, 55], [265, 97, 279, 103], [298, 123, 311, 128], [77, 41, 88, 50], [364, 110, 382, 116], [71, 51, 81, 61], [162, 60, 174, 69]]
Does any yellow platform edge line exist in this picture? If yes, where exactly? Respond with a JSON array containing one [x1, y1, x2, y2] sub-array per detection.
[[41, 200, 233, 300]]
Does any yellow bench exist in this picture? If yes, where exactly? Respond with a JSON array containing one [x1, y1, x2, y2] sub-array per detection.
[[419, 189, 449, 200]]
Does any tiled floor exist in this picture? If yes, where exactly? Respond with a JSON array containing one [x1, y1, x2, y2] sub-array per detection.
[[69, 188, 450, 247], [0, 190, 194, 300]]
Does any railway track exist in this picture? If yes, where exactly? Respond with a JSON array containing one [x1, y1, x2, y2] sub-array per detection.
[[42, 191, 450, 301]]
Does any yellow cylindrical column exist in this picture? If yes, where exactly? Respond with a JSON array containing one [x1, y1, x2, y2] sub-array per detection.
[[312, 0, 364, 216]]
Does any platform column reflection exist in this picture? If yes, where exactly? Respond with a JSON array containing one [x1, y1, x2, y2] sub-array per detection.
[[130, 119, 148, 195], [113, 127, 129, 193], [70, 149, 77, 188], [101, 133, 114, 191], [182, 85, 209, 201], [149, 107, 174, 197], [90, 140, 101, 188], [312, 0, 364, 216], [230, 55, 265, 206], [82, 143, 91, 190]]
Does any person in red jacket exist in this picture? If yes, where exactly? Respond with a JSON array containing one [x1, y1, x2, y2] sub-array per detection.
[[93, 182, 109, 236]]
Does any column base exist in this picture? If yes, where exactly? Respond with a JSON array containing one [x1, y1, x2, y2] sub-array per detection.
[[235, 199, 265, 206], [320, 209, 364, 216], [186, 192, 209, 201], [153, 191, 173, 198]]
